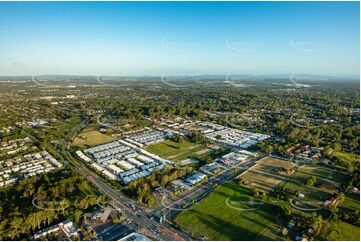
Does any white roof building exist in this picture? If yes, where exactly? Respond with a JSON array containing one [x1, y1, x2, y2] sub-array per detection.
[[107, 164, 124, 175]]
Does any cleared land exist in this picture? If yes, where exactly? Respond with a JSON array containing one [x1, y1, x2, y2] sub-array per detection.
[[175, 182, 283, 241], [145, 139, 208, 162], [238, 157, 296, 192], [72, 130, 117, 148]]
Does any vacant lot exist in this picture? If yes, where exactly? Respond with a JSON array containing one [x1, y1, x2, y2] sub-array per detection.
[[238, 157, 296, 192], [72, 130, 117, 148], [175, 182, 283, 240], [145, 138, 208, 162]]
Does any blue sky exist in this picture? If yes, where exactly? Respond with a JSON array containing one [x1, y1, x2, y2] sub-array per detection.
[[0, 1, 359, 76]]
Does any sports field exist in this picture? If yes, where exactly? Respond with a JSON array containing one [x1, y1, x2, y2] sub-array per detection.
[[175, 182, 283, 241], [238, 157, 296, 192], [145, 138, 208, 162], [72, 130, 117, 148]]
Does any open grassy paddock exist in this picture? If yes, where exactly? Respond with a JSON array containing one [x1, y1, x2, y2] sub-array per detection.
[[282, 165, 350, 204], [341, 192, 360, 212], [332, 151, 359, 165], [71, 130, 117, 148], [175, 182, 284, 241], [145, 138, 209, 162], [238, 158, 359, 213], [238, 157, 296, 192], [318, 220, 360, 241]]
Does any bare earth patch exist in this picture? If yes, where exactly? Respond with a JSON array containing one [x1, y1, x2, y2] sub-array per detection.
[[238, 157, 296, 192]]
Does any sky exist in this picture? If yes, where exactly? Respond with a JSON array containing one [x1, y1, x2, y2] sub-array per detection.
[[0, 1, 359, 76]]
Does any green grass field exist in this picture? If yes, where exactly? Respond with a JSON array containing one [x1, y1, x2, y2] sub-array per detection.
[[332, 151, 359, 165], [340, 192, 360, 212], [278, 164, 360, 217], [145, 138, 208, 162], [71, 130, 117, 148], [282, 165, 349, 201], [318, 220, 360, 241], [175, 182, 283, 241]]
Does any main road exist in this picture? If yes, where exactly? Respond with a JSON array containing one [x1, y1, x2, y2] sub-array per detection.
[[152, 157, 260, 220], [59, 115, 261, 240], [59, 116, 192, 240]]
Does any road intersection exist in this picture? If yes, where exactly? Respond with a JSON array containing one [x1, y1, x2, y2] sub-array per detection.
[[60, 116, 261, 240]]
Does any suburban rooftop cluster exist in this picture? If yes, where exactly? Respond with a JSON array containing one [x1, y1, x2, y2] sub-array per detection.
[[33, 220, 80, 240], [0, 137, 32, 156], [124, 129, 169, 147], [77, 139, 172, 184], [0, 151, 62, 188], [203, 124, 270, 148]]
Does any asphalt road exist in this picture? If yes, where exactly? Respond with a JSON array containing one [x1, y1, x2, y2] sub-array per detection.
[[59, 116, 262, 241], [154, 158, 259, 220], [59, 117, 190, 241]]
